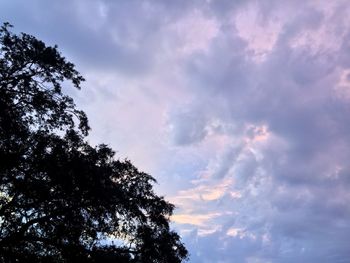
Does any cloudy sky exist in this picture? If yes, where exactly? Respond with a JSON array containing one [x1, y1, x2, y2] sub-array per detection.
[[2, 0, 350, 262]]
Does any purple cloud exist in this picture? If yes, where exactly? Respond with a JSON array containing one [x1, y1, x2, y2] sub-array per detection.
[[2, 0, 350, 262]]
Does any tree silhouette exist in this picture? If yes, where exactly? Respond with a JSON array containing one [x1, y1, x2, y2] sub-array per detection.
[[0, 23, 188, 263]]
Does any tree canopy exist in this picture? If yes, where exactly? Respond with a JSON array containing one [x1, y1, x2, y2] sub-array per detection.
[[0, 23, 188, 262]]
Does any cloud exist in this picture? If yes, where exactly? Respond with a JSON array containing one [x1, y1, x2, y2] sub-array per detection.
[[167, 0, 350, 261], [172, 212, 222, 228], [3, 0, 350, 262]]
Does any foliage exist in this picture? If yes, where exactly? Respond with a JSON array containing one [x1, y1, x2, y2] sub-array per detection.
[[0, 23, 188, 262]]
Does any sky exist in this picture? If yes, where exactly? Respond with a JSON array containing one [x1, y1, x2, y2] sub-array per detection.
[[2, 0, 350, 262]]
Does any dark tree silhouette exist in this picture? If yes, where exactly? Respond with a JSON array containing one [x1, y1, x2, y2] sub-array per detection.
[[0, 23, 188, 263]]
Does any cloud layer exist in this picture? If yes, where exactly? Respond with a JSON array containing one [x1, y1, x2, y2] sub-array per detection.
[[2, 0, 350, 262]]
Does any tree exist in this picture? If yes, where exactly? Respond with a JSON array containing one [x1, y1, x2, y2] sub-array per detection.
[[0, 23, 188, 262]]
